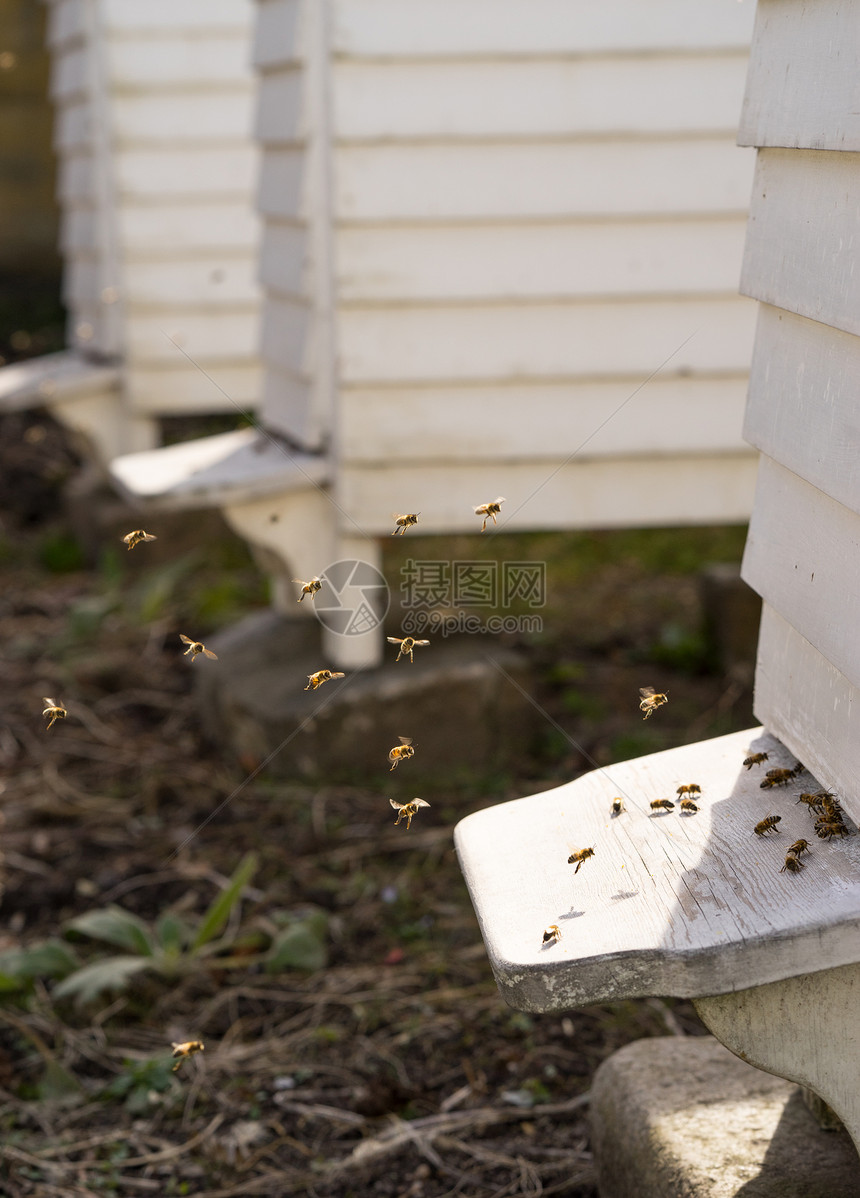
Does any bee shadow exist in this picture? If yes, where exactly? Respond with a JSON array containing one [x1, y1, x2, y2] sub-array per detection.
[[559, 909, 586, 921]]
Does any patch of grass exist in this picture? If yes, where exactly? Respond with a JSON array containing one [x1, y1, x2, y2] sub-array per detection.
[[38, 529, 85, 573]]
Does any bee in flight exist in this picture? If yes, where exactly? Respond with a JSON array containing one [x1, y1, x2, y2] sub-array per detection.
[[474, 497, 506, 532], [676, 784, 701, 797], [679, 798, 699, 813], [754, 814, 781, 836], [743, 752, 769, 770], [179, 634, 218, 662], [542, 924, 561, 946], [611, 797, 625, 816], [42, 698, 67, 731], [171, 1040, 204, 1072], [392, 513, 420, 535], [388, 737, 414, 770], [787, 839, 811, 858], [780, 854, 805, 874], [760, 768, 794, 789], [387, 636, 430, 664], [639, 687, 668, 720], [305, 669, 346, 691], [389, 797, 430, 830], [567, 847, 595, 874], [122, 529, 157, 551], [650, 799, 675, 813], [294, 577, 322, 603]]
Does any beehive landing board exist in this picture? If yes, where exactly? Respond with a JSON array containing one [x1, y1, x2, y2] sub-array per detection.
[[454, 728, 860, 1013]]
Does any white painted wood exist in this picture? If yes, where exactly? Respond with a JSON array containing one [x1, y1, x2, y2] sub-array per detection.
[[741, 148, 860, 338], [257, 149, 307, 219], [125, 311, 260, 363], [46, 0, 87, 50], [334, 220, 748, 303], [57, 154, 94, 203], [335, 297, 757, 384], [60, 207, 98, 254], [695, 964, 860, 1152], [0, 352, 119, 411], [331, 0, 755, 57], [742, 457, 860, 688], [107, 35, 253, 88], [332, 57, 749, 141], [115, 147, 258, 199], [253, 0, 303, 68], [111, 92, 255, 144], [102, 0, 251, 31], [259, 367, 313, 441], [255, 68, 306, 143], [50, 44, 89, 101], [260, 297, 313, 376], [334, 141, 756, 221], [53, 101, 92, 151], [125, 363, 262, 414], [339, 377, 750, 462], [743, 305, 860, 518], [754, 604, 860, 828], [122, 257, 260, 306], [339, 454, 758, 534], [454, 727, 860, 1012], [118, 204, 259, 252], [739, 0, 860, 151], [259, 223, 311, 297]]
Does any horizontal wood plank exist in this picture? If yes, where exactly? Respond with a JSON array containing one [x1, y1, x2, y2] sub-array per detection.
[[338, 377, 750, 462], [49, 43, 88, 101], [103, 0, 251, 31], [742, 456, 860, 690], [254, 68, 306, 143], [741, 149, 860, 337], [754, 604, 860, 826], [334, 219, 748, 302], [122, 256, 261, 305], [125, 309, 260, 363], [119, 204, 259, 252], [252, 0, 303, 68], [335, 297, 757, 384], [743, 305, 860, 517], [332, 56, 749, 140], [111, 91, 255, 144], [125, 363, 262, 414], [54, 102, 92, 152], [739, 0, 860, 150], [260, 298, 313, 375], [46, 0, 86, 49], [59, 207, 97, 254], [332, 0, 755, 57], [334, 141, 756, 221], [259, 223, 311, 296], [56, 154, 95, 204], [338, 454, 757, 533], [454, 726, 860, 1011], [106, 35, 253, 89], [115, 146, 258, 199], [257, 149, 308, 219]]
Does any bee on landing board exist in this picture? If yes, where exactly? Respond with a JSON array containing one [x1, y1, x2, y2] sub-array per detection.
[[679, 798, 699, 814], [760, 768, 794, 789], [780, 854, 805, 874], [743, 752, 769, 770], [542, 924, 561, 946], [474, 497, 506, 532], [791, 761, 806, 777], [796, 793, 825, 813], [754, 815, 781, 836], [387, 636, 430, 664], [42, 698, 67, 730], [676, 784, 701, 797], [122, 529, 156, 551], [787, 839, 811, 858], [391, 513, 419, 536], [179, 635, 218, 662], [611, 797, 626, 817], [305, 669, 346, 691], [388, 737, 414, 770], [171, 1040, 204, 1072], [639, 687, 668, 720], [815, 821, 850, 841], [650, 799, 675, 813], [567, 847, 595, 874], [389, 797, 430, 830], [294, 577, 322, 603]]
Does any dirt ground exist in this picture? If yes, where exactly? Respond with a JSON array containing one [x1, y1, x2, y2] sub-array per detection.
[[0, 410, 756, 1197]]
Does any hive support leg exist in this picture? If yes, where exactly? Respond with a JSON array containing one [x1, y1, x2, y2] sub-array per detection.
[[51, 393, 158, 462], [694, 961, 860, 1154]]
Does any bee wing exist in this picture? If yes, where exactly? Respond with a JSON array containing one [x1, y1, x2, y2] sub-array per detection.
[[494, 496, 506, 505], [639, 686, 656, 698], [389, 798, 403, 811], [179, 634, 194, 645], [202, 648, 218, 659], [413, 798, 430, 809], [398, 736, 412, 746], [387, 637, 403, 645], [331, 672, 345, 679], [413, 640, 430, 647], [293, 579, 307, 585], [122, 532, 135, 544], [43, 698, 55, 707], [474, 504, 488, 514], [141, 532, 157, 542]]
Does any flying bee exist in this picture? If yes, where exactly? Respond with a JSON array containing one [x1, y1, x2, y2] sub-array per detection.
[[387, 636, 430, 664], [390, 797, 430, 830], [650, 799, 675, 812], [388, 737, 414, 770], [676, 784, 701, 797], [611, 797, 625, 816], [42, 698, 67, 730], [754, 814, 781, 836], [787, 839, 811, 857], [567, 847, 595, 874], [542, 924, 561, 946], [743, 752, 769, 770], [122, 529, 156, 551], [760, 769, 794, 788], [816, 821, 850, 840], [179, 634, 218, 662], [305, 669, 346, 691], [474, 497, 506, 532], [391, 513, 419, 535], [171, 1040, 204, 1072], [293, 577, 321, 603], [780, 854, 805, 874], [679, 798, 699, 813], [639, 687, 668, 720]]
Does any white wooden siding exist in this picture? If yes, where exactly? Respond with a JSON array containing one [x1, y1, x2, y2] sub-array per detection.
[[126, 364, 262, 414]]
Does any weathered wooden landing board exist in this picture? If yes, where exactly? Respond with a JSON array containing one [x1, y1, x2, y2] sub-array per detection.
[[455, 728, 860, 1013]]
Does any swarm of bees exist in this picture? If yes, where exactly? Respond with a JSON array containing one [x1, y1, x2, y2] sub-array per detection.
[[294, 577, 322, 603], [179, 634, 218, 662], [567, 846, 594, 874], [639, 687, 668, 720], [171, 1040, 204, 1072], [390, 797, 430, 830], [42, 698, 67, 731], [305, 669, 346, 691], [392, 513, 420, 535], [388, 737, 414, 771], [122, 529, 157, 551], [474, 497, 505, 532], [387, 636, 430, 664]]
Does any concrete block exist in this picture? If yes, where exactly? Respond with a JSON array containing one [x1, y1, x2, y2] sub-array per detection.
[[193, 608, 538, 782], [591, 1036, 860, 1198]]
